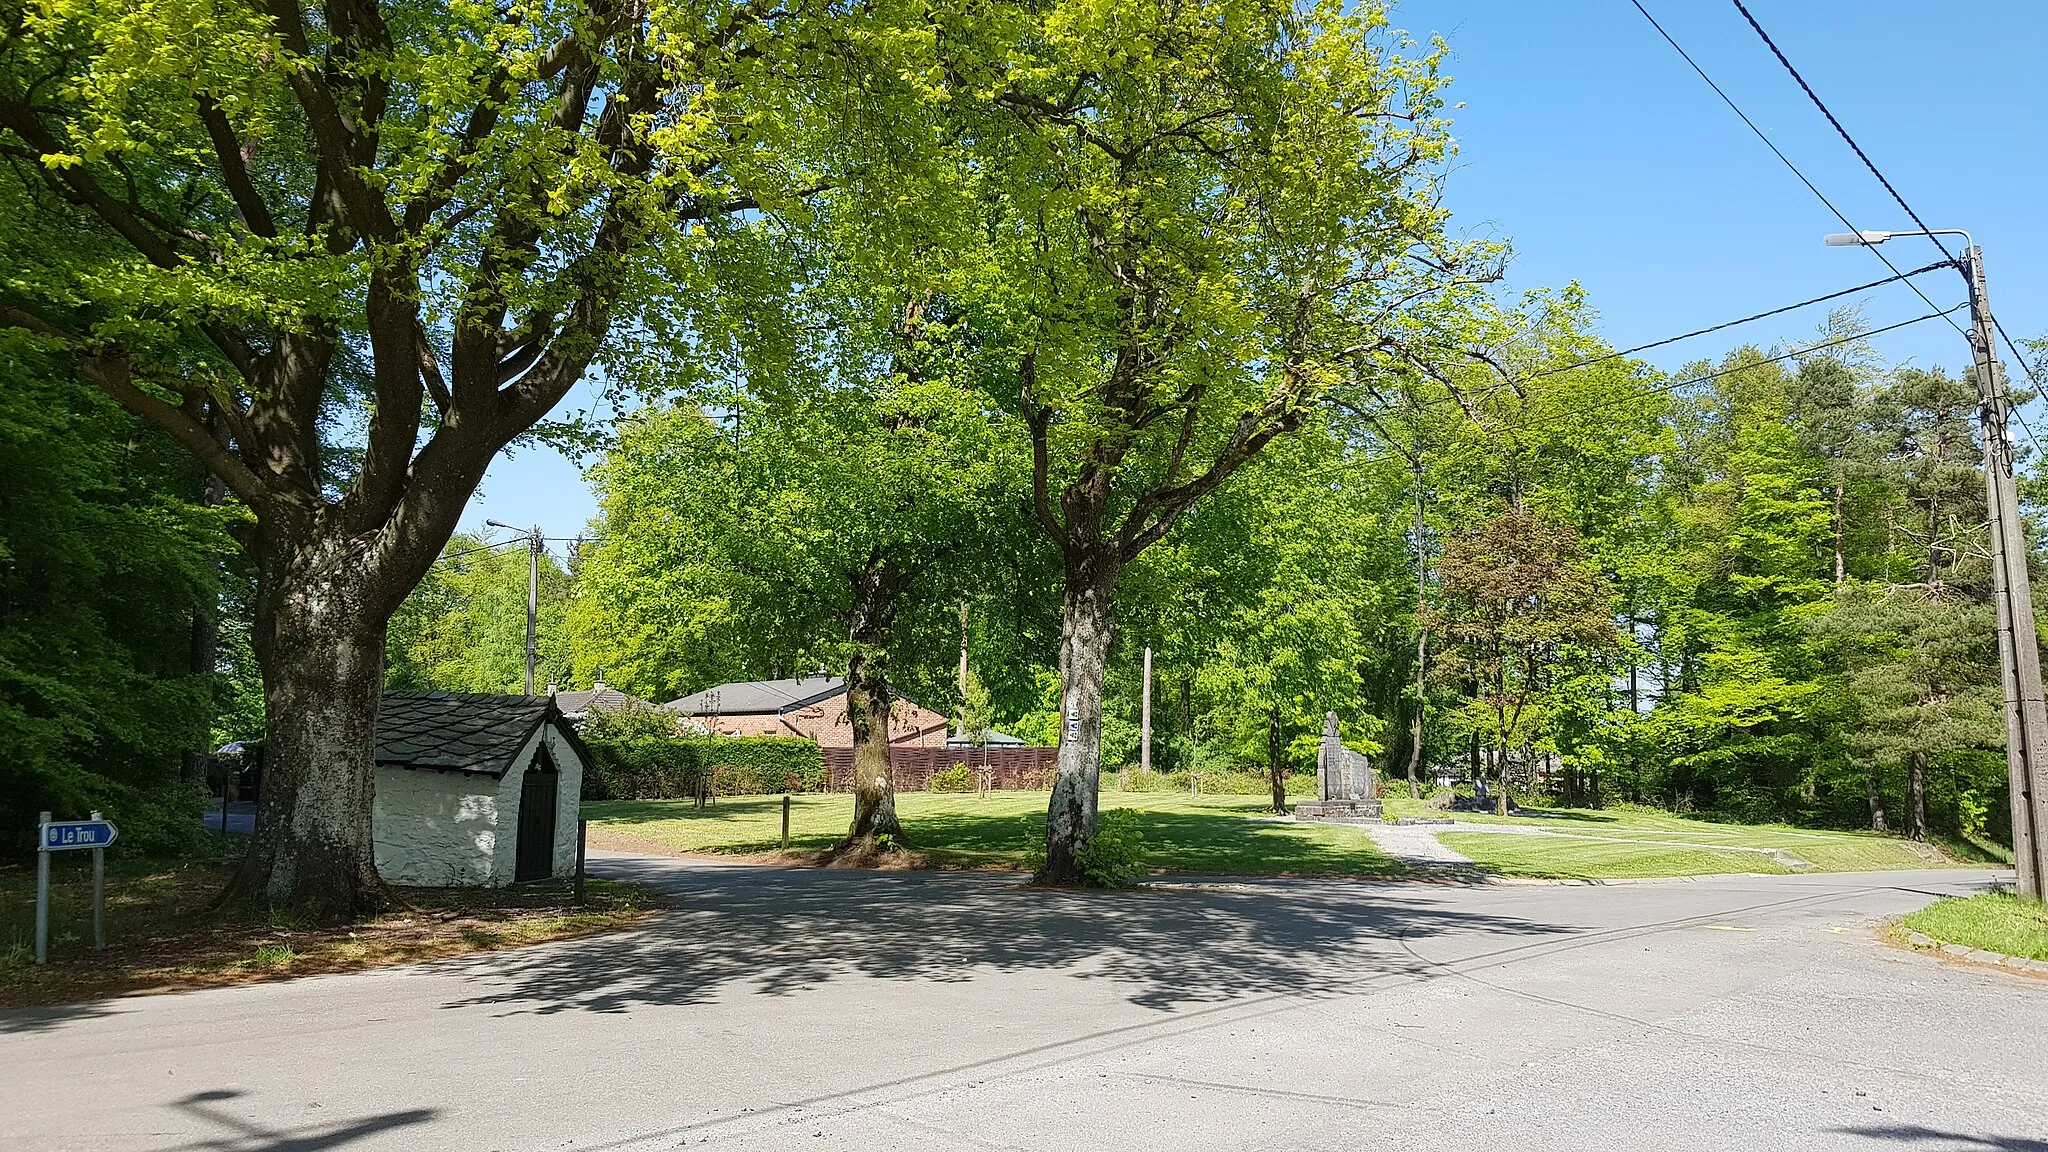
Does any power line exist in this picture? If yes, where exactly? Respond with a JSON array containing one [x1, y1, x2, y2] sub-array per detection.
[[433, 537, 526, 566], [1330, 301, 1968, 473], [1724, 0, 2048, 451], [1523, 261, 1953, 383], [1627, 0, 1972, 346]]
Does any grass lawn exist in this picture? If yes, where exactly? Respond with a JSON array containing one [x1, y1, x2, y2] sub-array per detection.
[[1436, 833, 1792, 880], [587, 790, 1402, 878], [1899, 893, 2048, 961], [588, 788, 1969, 883], [0, 854, 662, 1009], [1381, 797, 1955, 873]]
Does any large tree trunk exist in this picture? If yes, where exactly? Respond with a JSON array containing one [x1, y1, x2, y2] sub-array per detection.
[[844, 647, 903, 845], [223, 539, 390, 921], [1040, 556, 1118, 886], [1907, 750, 1928, 841], [1867, 770, 1888, 834], [1267, 706, 1286, 814]]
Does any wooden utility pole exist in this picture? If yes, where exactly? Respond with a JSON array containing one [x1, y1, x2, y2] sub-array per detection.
[[523, 526, 541, 696], [1140, 646, 1153, 774], [487, 519, 544, 695], [1964, 245, 2048, 899]]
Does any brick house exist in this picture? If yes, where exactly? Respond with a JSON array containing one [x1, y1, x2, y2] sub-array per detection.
[[662, 675, 951, 747]]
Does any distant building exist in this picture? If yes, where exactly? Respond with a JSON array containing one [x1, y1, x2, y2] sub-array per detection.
[[947, 728, 1027, 747], [547, 676, 654, 721], [664, 675, 951, 747], [373, 691, 588, 887]]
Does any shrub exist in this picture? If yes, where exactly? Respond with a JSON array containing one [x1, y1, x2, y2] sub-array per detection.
[[929, 763, 973, 793], [1075, 809, 1147, 887], [580, 711, 826, 799]]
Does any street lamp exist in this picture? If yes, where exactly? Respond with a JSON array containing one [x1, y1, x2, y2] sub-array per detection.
[[1826, 229, 2048, 899]]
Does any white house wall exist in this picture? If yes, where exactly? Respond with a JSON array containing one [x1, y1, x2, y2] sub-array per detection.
[[374, 721, 585, 888], [372, 766, 501, 886], [490, 724, 587, 882]]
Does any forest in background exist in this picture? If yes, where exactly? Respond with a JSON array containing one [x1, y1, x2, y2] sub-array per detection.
[[0, 0, 2034, 876], [374, 304, 2034, 851]]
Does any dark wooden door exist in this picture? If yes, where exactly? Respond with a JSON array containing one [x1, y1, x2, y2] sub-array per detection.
[[515, 752, 559, 882]]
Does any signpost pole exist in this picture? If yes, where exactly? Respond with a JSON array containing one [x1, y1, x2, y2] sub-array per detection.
[[90, 809, 105, 952], [35, 811, 50, 965]]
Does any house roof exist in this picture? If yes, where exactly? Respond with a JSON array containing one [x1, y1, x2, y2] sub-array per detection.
[[377, 690, 587, 777], [551, 683, 650, 716], [947, 728, 1028, 747], [665, 676, 848, 716]]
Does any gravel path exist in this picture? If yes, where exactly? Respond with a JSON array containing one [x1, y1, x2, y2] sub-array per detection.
[[1362, 821, 1477, 869]]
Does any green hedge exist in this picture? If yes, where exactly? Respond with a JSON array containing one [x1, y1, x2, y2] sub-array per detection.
[[580, 711, 826, 799], [1110, 768, 1323, 797]]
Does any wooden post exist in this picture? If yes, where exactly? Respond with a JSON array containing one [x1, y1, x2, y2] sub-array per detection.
[[781, 794, 791, 849], [90, 809, 104, 952], [35, 811, 50, 965], [574, 818, 588, 903], [1140, 646, 1153, 774]]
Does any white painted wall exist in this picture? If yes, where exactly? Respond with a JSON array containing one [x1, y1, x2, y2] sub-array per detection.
[[490, 724, 586, 881], [373, 721, 586, 887], [372, 767, 501, 886]]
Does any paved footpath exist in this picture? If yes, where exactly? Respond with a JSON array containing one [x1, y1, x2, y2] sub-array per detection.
[[4, 855, 2044, 1152]]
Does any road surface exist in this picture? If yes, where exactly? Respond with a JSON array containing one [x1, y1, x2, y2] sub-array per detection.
[[4, 854, 2043, 1151]]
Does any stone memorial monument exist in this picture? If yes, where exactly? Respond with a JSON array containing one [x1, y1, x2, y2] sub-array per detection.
[[1294, 712, 1382, 823]]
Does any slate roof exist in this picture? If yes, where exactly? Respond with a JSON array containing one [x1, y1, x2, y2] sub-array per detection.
[[665, 676, 848, 716], [377, 690, 585, 777], [947, 728, 1027, 747], [551, 684, 651, 716]]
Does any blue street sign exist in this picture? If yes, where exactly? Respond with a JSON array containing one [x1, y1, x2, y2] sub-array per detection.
[[41, 819, 117, 851]]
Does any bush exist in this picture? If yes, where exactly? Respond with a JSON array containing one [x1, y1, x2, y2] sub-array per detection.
[[1075, 809, 1147, 887], [1108, 768, 1315, 797], [928, 763, 973, 793], [580, 710, 826, 799]]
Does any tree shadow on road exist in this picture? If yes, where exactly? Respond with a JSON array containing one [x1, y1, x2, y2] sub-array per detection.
[[436, 858, 1571, 1016], [156, 1088, 437, 1151], [1828, 1125, 2048, 1151]]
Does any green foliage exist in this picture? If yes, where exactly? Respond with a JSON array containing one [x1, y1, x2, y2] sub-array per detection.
[[928, 764, 974, 793], [0, 343, 225, 859], [579, 711, 826, 800], [1113, 769, 1316, 797], [386, 536, 574, 694], [1071, 809, 1148, 888]]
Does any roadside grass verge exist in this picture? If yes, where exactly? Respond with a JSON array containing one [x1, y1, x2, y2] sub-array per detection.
[[0, 856, 662, 1009], [1899, 892, 2048, 961], [587, 790, 1402, 878]]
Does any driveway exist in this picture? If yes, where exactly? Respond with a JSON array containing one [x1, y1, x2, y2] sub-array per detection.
[[3, 854, 2042, 1151]]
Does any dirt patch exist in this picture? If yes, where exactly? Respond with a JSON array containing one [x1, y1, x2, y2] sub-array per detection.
[[0, 859, 663, 1010]]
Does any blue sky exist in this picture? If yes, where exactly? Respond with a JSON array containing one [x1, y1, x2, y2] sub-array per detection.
[[457, 0, 2048, 548]]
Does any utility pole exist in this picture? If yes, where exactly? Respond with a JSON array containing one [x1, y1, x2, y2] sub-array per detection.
[[523, 525, 541, 696], [1964, 246, 2048, 899], [1829, 229, 2048, 899], [1140, 646, 1153, 774], [488, 519, 543, 695]]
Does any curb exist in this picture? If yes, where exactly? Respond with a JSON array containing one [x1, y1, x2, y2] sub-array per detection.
[[1895, 927, 2048, 977]]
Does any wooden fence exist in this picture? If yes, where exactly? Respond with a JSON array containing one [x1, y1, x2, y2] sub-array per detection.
[[822, 745, 1058, 791]]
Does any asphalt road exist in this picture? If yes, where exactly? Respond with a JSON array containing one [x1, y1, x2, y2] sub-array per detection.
[[4, 854, 2044, 1152]]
